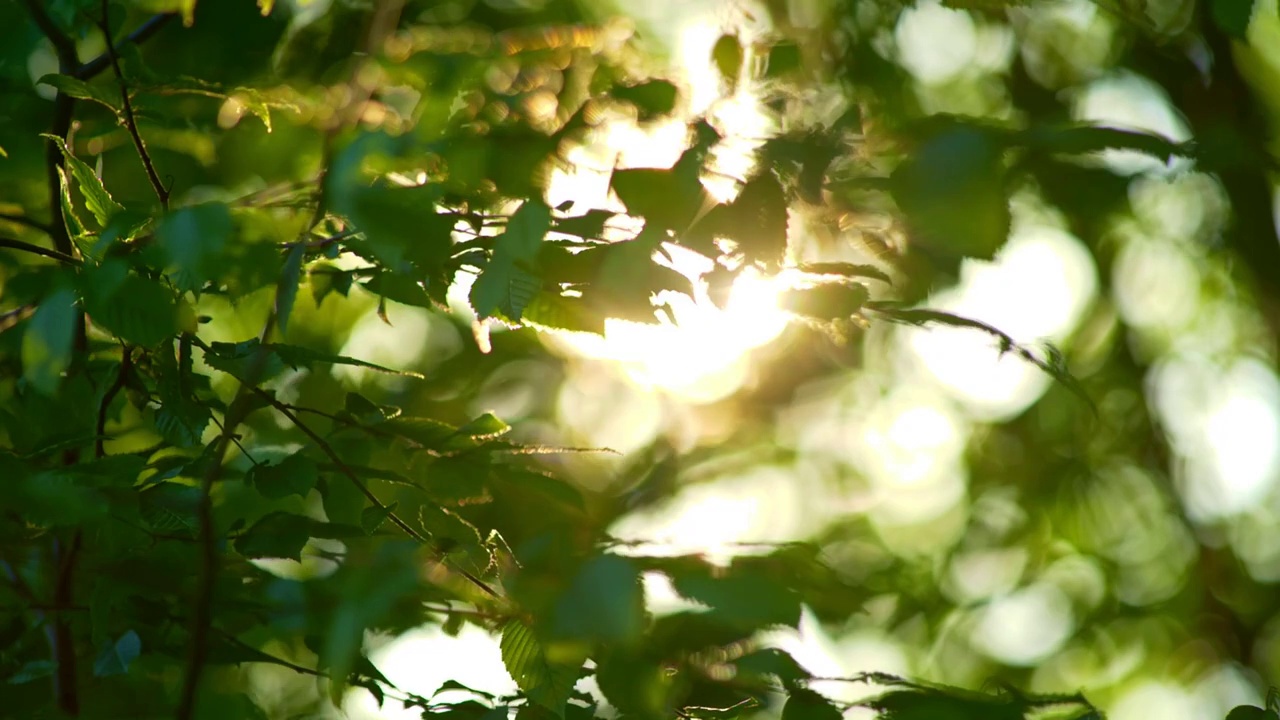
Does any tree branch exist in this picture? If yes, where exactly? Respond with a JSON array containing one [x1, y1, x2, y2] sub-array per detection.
[[0, 212, 53, 235], [75, 13, 176, 81], [95, 348, 131, 458], [98, 0, 168, 209], [0, 237, 82, 265]]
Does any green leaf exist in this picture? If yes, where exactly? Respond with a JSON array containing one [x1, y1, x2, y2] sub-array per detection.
[[234, 511, 312, 561], [471, 200, 553, 320], [1022, 124, 1190, 163], [780, 283, 869, 320], [83, 272, 182, 347], [455, 412, 511, 441], [37, 73, 119, 111], [667, 560, 801, 630], [552, 554, 644, 644], [612, 80, 678, 120], [689, 170, 788, 266], [276, 244, 305, 336], [1211, 0, 1259, 38], [733, 648, 811, 688], [272, 342, 425, 378], [419, 503, 490, 572], [361, 501, 396, 533], [310, 262, 354, 305], [22, 287, 78, 395], [139, 482, 201, 536], [156, 202, 234, 293], [8, 660, 57, 685], [362, 271, 434, 308], [795, 262, 892, 285], [520, 291, 606, 335], [41, 133, 124, 227], [712, 34, 743, 84], [246, 452, 318, 500], [93, 630, 141, 677], [782, 689, 841, 720], [500, 620, 580, 717], [1225, 707, 1271, 720], [889, 124, 1009, 262]]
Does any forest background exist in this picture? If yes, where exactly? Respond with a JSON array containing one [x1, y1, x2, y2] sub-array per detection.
[[3, 0, 1280, 719]]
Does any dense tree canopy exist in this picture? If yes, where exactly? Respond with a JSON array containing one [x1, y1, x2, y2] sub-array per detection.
[[4, 0, 1280, 718]]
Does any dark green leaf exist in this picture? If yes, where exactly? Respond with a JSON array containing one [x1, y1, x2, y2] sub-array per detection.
[[612, 80, 679, 119], [155, 203, 234, 293], [83, 271, 182, 347], [246, 452, 318, 500], [667, 560, 802, 629], [779, 283, 869, 320], [22, 287, 77, 395], [552, 554, 644, 644], [276, 244, 305, 335], [733, 648, 811, 688], [139, 482, 201, 536], [234, 512, 312, 561], [782, 690, 841, 720], [93, 630, 141, 677], [1211, 0, 1259, 38]]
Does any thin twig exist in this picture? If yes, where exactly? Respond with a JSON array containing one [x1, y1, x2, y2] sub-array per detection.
[[75, 13, 176, 81], [0, 212, 53, 235], [208, 415, 260, 466], [98, 0, 168, 209], [0, 237, 81, 265], [21, 0, 78, 263], [95, 347, 131, 458], [246, 386, 501, 599]]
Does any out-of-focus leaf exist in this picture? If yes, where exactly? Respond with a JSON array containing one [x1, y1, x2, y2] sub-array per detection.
[[500, 620, 580, 717], [733, 648, 811, 688], [37, 74, 119, 111], [889, 124, 1009, 262], [779, 283, 869, 320], [713, 34, 743, 84], [82, 271, 181, 347], [362, 271, 434, 308], [234, 511, 312, 561], [276, 244, 305, 335], [156, 203, 234, 295], [139, 482, 201, 536], [247, 452, 318, 500], [782, 689, 841, 720], [666, 558, 802, 630], [552, 554, 644, 644], [690, 170, 788, 266], [21, 286, 77, 395], [93, 630, 141, 677], [521, 291, 606, 335], [765, 42, 802, 78], [795, 262, 892, 284], [1021, 124, 1191, 163], [1211, 0, 1259, 38], [612, 80, 678, 119], [42, 134, 124, 227]]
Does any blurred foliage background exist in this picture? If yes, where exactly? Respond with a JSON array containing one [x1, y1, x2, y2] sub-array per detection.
[[5, 0, 1280, 719]]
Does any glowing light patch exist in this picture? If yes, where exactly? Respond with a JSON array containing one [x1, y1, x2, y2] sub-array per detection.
[[971, 583, 1074, 666]]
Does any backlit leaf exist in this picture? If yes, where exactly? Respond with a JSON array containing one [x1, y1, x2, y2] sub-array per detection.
[[234, 511, 312, 561], [42, 134, 124, 227], [500, 620, 580, 717], [21, 287, 77, 395]]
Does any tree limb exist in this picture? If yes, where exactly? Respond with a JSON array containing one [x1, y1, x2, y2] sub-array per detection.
[[0, 237, 82, 265]]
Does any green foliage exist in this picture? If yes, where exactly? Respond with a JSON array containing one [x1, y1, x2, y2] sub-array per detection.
[[0, 0, 1272, 719]]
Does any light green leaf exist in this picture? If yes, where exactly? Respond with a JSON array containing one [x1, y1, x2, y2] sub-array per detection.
[[271, 342, 425, 378], [156, 202, 234, 293], [454, 412, 510, 441], [37, 74, 120, 111], [247, 452, 318, 500], [41, 134, 124, 227], [22, 287, 78, 395], [500, 620, 580, 717], [234, 511, 312, 561], [93, 630, 141, 677]]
